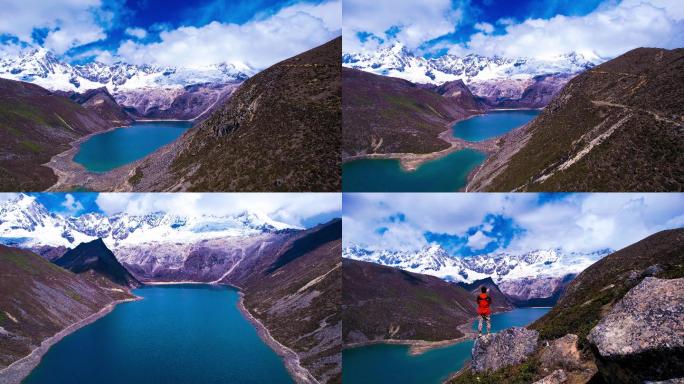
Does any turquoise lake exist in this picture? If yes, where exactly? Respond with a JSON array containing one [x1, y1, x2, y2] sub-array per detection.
[[24, 284, 293, 384], [452, 110, 540, 142], [73, 121, 193, 172], [342, 149, 486, 192], [342, 307, 550, 384]]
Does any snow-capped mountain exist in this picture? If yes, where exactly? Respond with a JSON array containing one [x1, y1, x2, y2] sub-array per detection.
[[342, 243, 611, 284], [0, 47, 251, 93], [343, 43, 601, 86], [0, 194, 293, 251]]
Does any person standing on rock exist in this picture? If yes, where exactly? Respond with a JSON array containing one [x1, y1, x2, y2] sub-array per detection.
[[476, 286, 492, 336]]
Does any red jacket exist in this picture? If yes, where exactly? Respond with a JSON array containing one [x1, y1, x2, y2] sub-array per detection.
[[477, 293, 491, 315]]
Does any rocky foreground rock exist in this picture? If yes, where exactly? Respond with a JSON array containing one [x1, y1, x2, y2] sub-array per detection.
[[588, 277, 684, 383], [471, 327, 538, 372]]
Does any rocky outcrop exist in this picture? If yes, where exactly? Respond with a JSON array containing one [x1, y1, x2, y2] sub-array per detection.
[[471, 327, 539, 372], [539, 334, 582, 371], [588, 277, 684, 383], [533, 369, 568, 384]]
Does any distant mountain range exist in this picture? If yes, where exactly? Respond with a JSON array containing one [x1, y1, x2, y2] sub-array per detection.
[[0, 194, 292, 249], [0, 47, 250, 93], [343, 244, 611, 301], [0, 47, 247, 121], [343, 43, 600, 103]]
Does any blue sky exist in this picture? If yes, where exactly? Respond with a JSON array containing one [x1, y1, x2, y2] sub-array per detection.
[[0, 0, 341, 69], [343, 0, 684, 59], [3, 193, 341, 228], [343, 193, 684, 257]]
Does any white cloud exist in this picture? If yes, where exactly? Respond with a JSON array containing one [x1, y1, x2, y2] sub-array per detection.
[[60, 194, 84, 215], [342, 0, 463, 53], [473, 22, 494, 34], [454, 0, 684, 59], [116, 0, 341, 70], [343, 193, 684, 256], [0, 0, 109, 54], [95, 193, 340, 228], [466, 230, 494, 250], [124, 27, 147, 39]]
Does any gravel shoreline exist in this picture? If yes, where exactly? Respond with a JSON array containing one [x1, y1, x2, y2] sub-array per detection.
[[0, 297, 140, 384], [236, 293, 320, 384]]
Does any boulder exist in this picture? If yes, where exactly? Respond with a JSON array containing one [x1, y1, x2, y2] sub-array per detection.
[[471, 327, 538, 372], [533, 369, 567, 384], [588, 277, 684, 383], [539, 334, 582, 370]]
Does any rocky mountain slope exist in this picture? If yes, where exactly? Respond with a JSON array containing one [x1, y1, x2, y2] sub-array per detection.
[[0, 47, 248, 120], [54, 238, 140, 288], [0, 245, 133, 374], [342, 259, 507, 345], [60, 87, 132, 126], [498, 274, 576, 307], [126, 37, 341, 192], [343, 43, 598, 107], [468, 47, 684, 192], [223, 219, 342, 384], [531, 228, 684, 344], [0, 78, 113, 191], [343, 244, 609, 303], [342, 68, 483, 156]]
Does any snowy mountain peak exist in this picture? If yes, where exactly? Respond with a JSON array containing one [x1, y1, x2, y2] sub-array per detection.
[[342, 244, 611, 284], [342, 44, 602, 86], [0, 195, 295, 250], [0, 48, 252, 93]]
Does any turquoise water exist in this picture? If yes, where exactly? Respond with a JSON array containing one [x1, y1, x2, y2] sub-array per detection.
[[74, 121, 193, 172], [342, 307, 550, 384], [24, 284, 293, 384], [452, 110, 540, 142], [342, 149, 486, 192]]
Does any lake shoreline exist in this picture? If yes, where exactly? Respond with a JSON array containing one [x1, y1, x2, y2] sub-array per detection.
[[341, 108, 526, 173], [0, 296, 140, 384], [343, 321, 476, 356], [44, 119, 192, 192], [342, 108, 542, 176], [236, 293, 320, 384]]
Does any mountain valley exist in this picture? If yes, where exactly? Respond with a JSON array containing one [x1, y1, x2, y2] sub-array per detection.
[[0, 195, 341, 384], [0, 38, 341, 192]]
